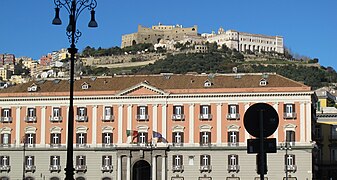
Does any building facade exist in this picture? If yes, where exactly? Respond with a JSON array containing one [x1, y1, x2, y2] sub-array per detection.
[[204, 28, 284, 54], [121, 24, 198, 48], [0, 73, 315, 180]]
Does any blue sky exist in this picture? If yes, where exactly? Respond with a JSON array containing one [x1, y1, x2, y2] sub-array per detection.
[[0, 0, 336, 69]]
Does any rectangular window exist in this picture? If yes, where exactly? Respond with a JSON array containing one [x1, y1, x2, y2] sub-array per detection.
[[286, 131, 295, 145], [137, 106, 149, 120], [0, 133, 11, 146], [284, 104, 296, 119], [25, 156, 35, 166], [101, 155, 113, 172], [172, 105, 185, 120], [172, 155, 183, 171], [50, 133, 61, 146], [27, 108, 36, 117], [331, 125, 337, 140], [228, 154, 239, 172], [137, 132, 148, 145], [172, 132, 184, 146], [76, 107, 88, 122], [200, 155, 211, 171], [0, 156, 10, 166], [228, 131, 239, 146], [103, 106, 114, 121], [53, 107, 61, 117], [75, 155, 87, 172], [102, 133, 113, 146], [1, 108, 11, 117], [25, 134, 36, 147], [76, 133, 87, 147], [50, 156, 60, 166], [199, 105, 212, 120], [199, 132, 211, 146], [227, 105, 240, 120], [285, 154, 297, 172]]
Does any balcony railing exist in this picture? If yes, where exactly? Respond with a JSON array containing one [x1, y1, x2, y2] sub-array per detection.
[[76, 115, 88, 122], [0, 143, 11, 148], [283, 112, 297, 119], [101, 165, 113, 172], [228, 142, 239, 147], [199, 165, 212, 172], [172, 165, 184, 172], [226, 113, 240, 120], [25, 116, 37, 122], [49, 165, 61, 172], [0, 165, 10, 172], [0, 117, 12, 123], [101, 115, 114, 122], [102, 143, 114, 148], [25, 165, 36, 172], [228, 165, 240, 172], [172, 114, 185, 121], [50, 116, 63, 122], [199, 114, 212, 120], [136, 114, 149, 121], [50, 143, 61, 148], [173, 142, 183, 147], [285, 165, 297, 172], [76, 143, 89, 148], [75, 165, 87, 172]]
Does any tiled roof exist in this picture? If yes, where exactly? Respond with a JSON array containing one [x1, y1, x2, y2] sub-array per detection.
[[0, 73, 310, 96]]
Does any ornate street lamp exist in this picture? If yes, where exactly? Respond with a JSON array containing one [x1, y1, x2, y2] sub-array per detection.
[[52, 0, 98, 179]]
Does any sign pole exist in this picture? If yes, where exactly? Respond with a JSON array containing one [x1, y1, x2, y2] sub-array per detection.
[[259, 110, 265, 180]]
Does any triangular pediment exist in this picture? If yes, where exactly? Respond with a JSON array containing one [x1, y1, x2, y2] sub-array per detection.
[[117, 82, 168, 96]]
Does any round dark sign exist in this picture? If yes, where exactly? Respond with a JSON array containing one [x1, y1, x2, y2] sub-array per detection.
[[243, 103, 279, 138]]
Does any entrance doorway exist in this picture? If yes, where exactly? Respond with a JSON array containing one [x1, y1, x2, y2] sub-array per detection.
[[132, 160, 151, 180]]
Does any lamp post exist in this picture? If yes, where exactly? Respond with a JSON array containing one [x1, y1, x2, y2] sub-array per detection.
[[52, 1, 98, 179], [280, 142, 292, 180]]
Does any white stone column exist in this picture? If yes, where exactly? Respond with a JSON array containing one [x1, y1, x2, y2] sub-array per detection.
[[127, 104, 132, 143], [41, 106, 46, 146], [118, 105, 123, 144], [161, 156, 166, 180], [244, 103, 250, 141], [273, 102, 279, 142], [189, 104, 195, 144], [300, 102, 305, 143], [15, 106, 21, 146], [162, 104, 167, 141], [152, 104, 158, 132], [152, 155, 157, 180], [216, 103, 222, 145], [92, 105, 98, 146], [117, 156, 122, 180], [127, 155, 131, 180], [305, 102, 312, 143]]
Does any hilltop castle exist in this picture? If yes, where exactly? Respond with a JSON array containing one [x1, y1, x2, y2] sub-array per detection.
[[121, 23, 284, 54]]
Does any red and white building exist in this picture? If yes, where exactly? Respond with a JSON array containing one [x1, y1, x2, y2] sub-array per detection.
[[0, 73, 316, 180]]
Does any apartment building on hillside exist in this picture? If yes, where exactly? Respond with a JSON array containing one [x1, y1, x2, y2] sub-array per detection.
[[0, 73, 315, 180]]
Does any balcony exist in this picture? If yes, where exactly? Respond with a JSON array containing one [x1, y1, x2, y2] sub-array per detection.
[[76, 143, 89, 148], [172, 165, 184, 172], [0, 117, 12, 123], [172, 114, 185, 121], [173, 142, 183, 147], [228, 165, 240, 172], [25, 116, 37, 122], [226, 113, 240, 120], [50, 116, 63, 122], [102, 115, 114, 122], [199, 165, 212, 172], [75, 165, 87, 172], [50, 143, 61, 148], [199, 114, 212, 120], [0, 143, 11, 148], [283, 112, 297, 119], [25, 165, 36, 172], [200, 142, 211, 147], [102, 143, 114, 148], [0, 165, 10, 172], [101, 165, 113, 172], [285, 165, 297, 172], [49, 165, 61, 172], [76, 115, 88, 122], [228, 142, 239, 147], [136, 114, 149, 121]]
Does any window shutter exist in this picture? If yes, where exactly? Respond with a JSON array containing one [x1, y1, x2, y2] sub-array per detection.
[[33, 134, 36, 144], [25, 156, 28, 165], [208, 105, 211, 113], [25, 134, 29, 144], [0, 134, 3, 144], [199, 132, 203, 144], [291, 131, 295, 142], [6, 156, 9, 166], [77, 107, 80, 115], [102, 156, 105, 166], [0, 156, 3, 166], [50, 134, 53, 144], [181, 106, 184, 114], [172, 155, 176, 166], [227, 132, 230, 143], [102, 133, 105, 144], [83, 156, 86, 165], [172, 133, 175, 144], [293, 155, 295, 165], [137, 106, 140, 115], [50, 156, 53, 165], [181, 132, 184, 143], [33, 108, 36, 117], [292, 104, 295, 112], [200, 105, 203, 114], [235, 155, 238, 165], [283, 104, 286, 113], [228, 155, 231, 165], [84, 134, 87, 144], [208, 132, 211, 144], [236, 132, 239, 143], [180, 155, 183, 165], [58, 134, 61, 144], [200, 155, 203, 166], [76, 134, 79, 144], [8, 134, 11, 144], [8, 109, 11, 117], [145, 133, 148, 144], [145, 106, 148, 115], [207, 155, 211, 165], [32, 156, 35, 165], [284, 155, 288, 165], [111, 133, 113, 143], [76, 156, 79, 165]]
